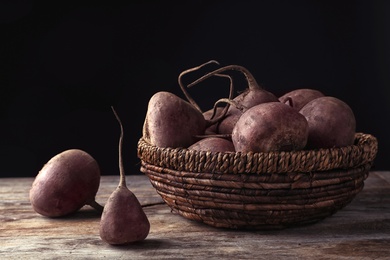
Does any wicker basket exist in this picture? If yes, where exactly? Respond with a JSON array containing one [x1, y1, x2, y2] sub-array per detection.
[[137, 133, 378, 229]]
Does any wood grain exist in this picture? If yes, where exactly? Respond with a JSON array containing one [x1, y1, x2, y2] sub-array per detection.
[[1, 172, 389, 259]]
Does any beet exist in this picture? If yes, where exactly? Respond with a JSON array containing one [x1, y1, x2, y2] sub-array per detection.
[[279, 88, 324, 111], [100, 107, 150, 245], [232, 102, 308, 152], [29, 149, 102, 217], [142, 91, 206, 148], [188, 137, 235, 153], [299, 96, 356, 149]]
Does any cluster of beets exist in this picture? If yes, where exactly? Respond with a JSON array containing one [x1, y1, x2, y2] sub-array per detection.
[[30, 108, 150, 246], [143, 61, 356, 154]]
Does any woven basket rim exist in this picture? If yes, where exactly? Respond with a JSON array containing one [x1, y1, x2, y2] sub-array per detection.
[[137, 132, 378, 174]]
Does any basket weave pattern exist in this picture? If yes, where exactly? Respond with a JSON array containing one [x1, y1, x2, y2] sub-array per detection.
[[137, 133, 378, 229]]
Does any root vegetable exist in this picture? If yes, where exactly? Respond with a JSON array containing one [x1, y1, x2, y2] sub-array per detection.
[[299, 96, 356, 149], [99, 107, 150, 245], [29, 149, 102, 217], [142, 91, 206, 148], [188, 137, 235, 152], [232, 102, 308, 152]]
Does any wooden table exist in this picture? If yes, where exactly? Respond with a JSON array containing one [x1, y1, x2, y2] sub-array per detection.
[[1, 171, 389, 259]]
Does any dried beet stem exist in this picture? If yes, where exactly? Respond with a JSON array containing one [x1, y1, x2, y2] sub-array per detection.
[[141, 201, 166, 208], [187, 64, 260, 91], [283, 96, 294, 107], [178, 61, 238, 127], [194, 134, 232, 140], [205, 73, 234, 126], [178, 60, 220, 112], [213, 98, 247, 113], [111, 106, 126, 188], [87, 200, 104, 213]]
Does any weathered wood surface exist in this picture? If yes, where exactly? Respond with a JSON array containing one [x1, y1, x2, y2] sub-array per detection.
[[0, 172, 389, 259]]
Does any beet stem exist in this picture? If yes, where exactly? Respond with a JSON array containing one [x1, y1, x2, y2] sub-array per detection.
[[178, 60, 220, 112], [284, 96, 294, 107], [88, 200, 104, 214], [206, 73, 234, 126], [111, 106, 126, 188], [194, 134, 232, 140], [187, 65, 259, 91], [214, 98, 247, 113], [141, 201, 166, 208]]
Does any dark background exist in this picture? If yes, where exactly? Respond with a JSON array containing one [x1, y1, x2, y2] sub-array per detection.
[[1, 0, 389, 177]]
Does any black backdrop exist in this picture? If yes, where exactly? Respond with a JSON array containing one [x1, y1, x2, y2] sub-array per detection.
[[1, 0, 389, 177]]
